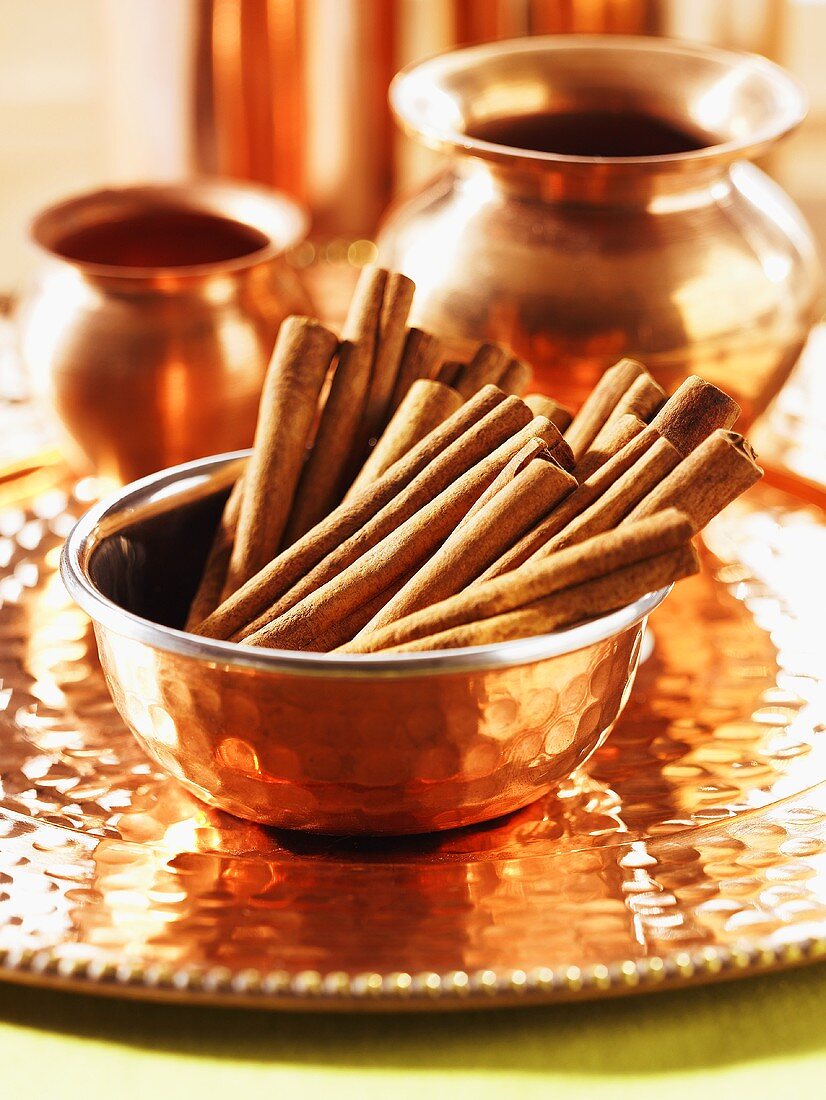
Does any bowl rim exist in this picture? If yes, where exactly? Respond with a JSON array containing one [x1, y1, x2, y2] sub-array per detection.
[[60, 451, 671, 680], [389, 33, 809, 171], [29, 178, 310, 281]]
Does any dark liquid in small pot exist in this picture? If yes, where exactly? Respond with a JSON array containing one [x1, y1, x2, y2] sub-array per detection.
[[56, 209, 270, 268], [469, 109, 711, 157]]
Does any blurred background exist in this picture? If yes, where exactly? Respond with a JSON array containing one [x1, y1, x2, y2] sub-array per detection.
[[2, 0, 826, 292], [2, 0, 825, 492]]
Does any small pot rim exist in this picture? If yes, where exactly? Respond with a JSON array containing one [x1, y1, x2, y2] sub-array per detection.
[[60, 450, 671, 680], [29, 178, 310, 280], [389, 34, 809, 171]]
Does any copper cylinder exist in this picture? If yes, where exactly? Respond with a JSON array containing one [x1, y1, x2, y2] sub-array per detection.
[[195, 0, 398, 237]]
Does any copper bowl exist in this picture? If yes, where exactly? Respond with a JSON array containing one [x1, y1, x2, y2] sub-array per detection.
[[61, 452, 670, 835]]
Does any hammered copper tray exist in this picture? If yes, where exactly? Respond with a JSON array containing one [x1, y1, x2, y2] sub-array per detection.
[[0, 470, 825, 1010]]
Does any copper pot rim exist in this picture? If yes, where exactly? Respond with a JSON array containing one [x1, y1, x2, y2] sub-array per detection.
[[389, 34, 809, 172], [29, 178, 310, 281], [60, 450, 671, 681]]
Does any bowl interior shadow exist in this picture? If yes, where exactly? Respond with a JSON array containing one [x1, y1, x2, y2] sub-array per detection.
[[89, 486, 229, 629]]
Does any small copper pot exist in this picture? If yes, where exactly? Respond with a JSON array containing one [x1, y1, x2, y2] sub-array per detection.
[[378, 36, 823, 423], [17, 180, 311, 485]]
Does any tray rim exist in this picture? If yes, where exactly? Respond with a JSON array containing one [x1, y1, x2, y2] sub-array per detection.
[[1, 934, 824, 1012], [3, 463, 826, 1012]]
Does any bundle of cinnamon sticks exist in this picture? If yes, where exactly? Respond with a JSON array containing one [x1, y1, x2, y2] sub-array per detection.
[[185, 265, 763, 654]]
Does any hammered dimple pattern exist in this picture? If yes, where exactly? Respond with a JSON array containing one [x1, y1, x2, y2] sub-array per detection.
[[97, 613, 638, 834], [0, 476, 825, 1006]]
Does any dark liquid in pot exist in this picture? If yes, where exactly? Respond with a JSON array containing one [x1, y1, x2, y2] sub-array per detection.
[[469, 110, 710, 157], [56, 210, 270, 268]]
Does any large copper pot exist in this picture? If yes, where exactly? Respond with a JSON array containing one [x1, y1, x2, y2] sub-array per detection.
[[377, 36, 823, 421], [17, 180, 311, 485]]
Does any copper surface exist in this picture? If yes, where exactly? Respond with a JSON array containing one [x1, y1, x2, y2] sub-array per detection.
[[378, 36, 822, 422], [0, 474, 824, 1008], [16, 181, 312, 486], [61, 453, 660, 835]]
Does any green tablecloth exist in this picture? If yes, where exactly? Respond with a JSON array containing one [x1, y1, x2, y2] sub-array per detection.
[[1, 964, 824, 1098]]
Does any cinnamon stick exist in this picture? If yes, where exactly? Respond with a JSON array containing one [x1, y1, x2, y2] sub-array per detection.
[[480, 414, 648, 580], [459, 437, 549, 526], [532, 436, 682, 558], [573, 408, 646, 482], [649, 375, 740, 454], [311, 570, 415, 652], [340, 510, 694, 653], [625, 430, 762, 530], [281, 342, 370, 545], [185, 475, 244, 629], [237, 398, 538, 640], [386, 328, 443, 417], [607, 373, 666, 424], [539, 424, 575, 471], [241, 413, 559, 650], [525, 394, 573, 432], [480, 375, 742, 581], [435, 360, 464, 387], [357, 270, 415, 450], [281, 273, 387, 545], [356, 448, 578, 638], [386, 542, 698, 652], [222, 317, 338, 595], [345, 379, 463, 502], [342, 265, 388, 343], [498, 357, 532, 396], [452, 344, 510, 399], [574, 374, 665, 481], [193, 387, 515, 641], [564, 358, 646, 459]]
